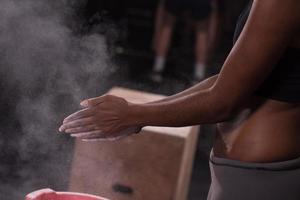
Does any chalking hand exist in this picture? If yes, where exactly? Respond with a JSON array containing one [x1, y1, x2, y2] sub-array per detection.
[[59, 94, 142, 141], [72, 126, 141, 142]]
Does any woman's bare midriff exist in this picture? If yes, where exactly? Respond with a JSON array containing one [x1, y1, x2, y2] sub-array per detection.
[[213, 96, 300, 163]]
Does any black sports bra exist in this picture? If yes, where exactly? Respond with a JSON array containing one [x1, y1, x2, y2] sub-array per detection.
[[233, 1, 300, 103]]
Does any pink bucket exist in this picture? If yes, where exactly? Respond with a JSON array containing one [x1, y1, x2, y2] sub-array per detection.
[[25, 189, 110, 200]]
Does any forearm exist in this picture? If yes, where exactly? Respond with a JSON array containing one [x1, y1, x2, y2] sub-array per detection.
[[130, 87, 232, 127], [149, 74, 218, 104]]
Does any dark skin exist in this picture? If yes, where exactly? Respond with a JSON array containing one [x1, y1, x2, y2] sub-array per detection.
[[59, 0, 300, 162]]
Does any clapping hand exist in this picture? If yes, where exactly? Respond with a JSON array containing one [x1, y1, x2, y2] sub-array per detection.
[[59, 95, 141, 141]]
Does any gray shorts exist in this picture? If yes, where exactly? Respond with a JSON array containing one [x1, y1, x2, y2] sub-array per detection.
[[208, 150, 300, 200]]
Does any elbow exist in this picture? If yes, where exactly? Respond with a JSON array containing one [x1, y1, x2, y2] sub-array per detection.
[[208, 91, 240, 123], [210, 102, 236, 123], [217, 103, 238, 122]]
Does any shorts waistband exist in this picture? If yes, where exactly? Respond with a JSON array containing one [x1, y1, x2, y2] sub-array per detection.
[[210, 150, 300, 171]]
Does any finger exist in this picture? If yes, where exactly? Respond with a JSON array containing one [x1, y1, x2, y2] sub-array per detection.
[[82, 134, 129, 142], [71, 130, 105, 139], [63, 108, 94, 123], [107, 134, 130, 141], [71, 132, 101, 138], [65, 124, 99, 134], [82, 130, 132, 141], [59, 117, 94, 132], [82, 138, 109, 142], [80, 96, 106, 108]]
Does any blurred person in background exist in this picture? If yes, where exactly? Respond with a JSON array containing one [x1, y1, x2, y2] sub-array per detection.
[[150, 0, 212, 83], [60, 0, 300, 199], [208, 0, 224, 55], [152, 1, 165, 53]]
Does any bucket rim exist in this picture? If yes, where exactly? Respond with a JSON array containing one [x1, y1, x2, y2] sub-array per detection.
[[26, 188, 110, 200]]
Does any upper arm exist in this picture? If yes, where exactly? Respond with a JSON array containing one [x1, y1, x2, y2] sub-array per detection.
[[211, 0, 300, 111]]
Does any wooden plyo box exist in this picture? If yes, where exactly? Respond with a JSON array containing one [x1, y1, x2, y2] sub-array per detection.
[[69, 87, 200, 200]]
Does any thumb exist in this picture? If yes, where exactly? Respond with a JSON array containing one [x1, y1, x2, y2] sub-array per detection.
[[80, 96, 105, 107]]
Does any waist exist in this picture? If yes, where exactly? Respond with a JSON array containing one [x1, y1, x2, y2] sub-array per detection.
[[209, 149, 300, 200], [210, 150, 300, 170], [214, 97, 300, 163]]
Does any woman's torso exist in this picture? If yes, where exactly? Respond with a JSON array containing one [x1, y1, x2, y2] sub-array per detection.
[[214, 97, 300, 162], [213, 1, 300, 162]]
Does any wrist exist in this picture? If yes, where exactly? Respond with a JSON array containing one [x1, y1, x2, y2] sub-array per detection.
[[127, 103, 152, 127]]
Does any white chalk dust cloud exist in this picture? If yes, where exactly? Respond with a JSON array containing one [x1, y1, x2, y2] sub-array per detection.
[[0, 0, 117, 198]]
